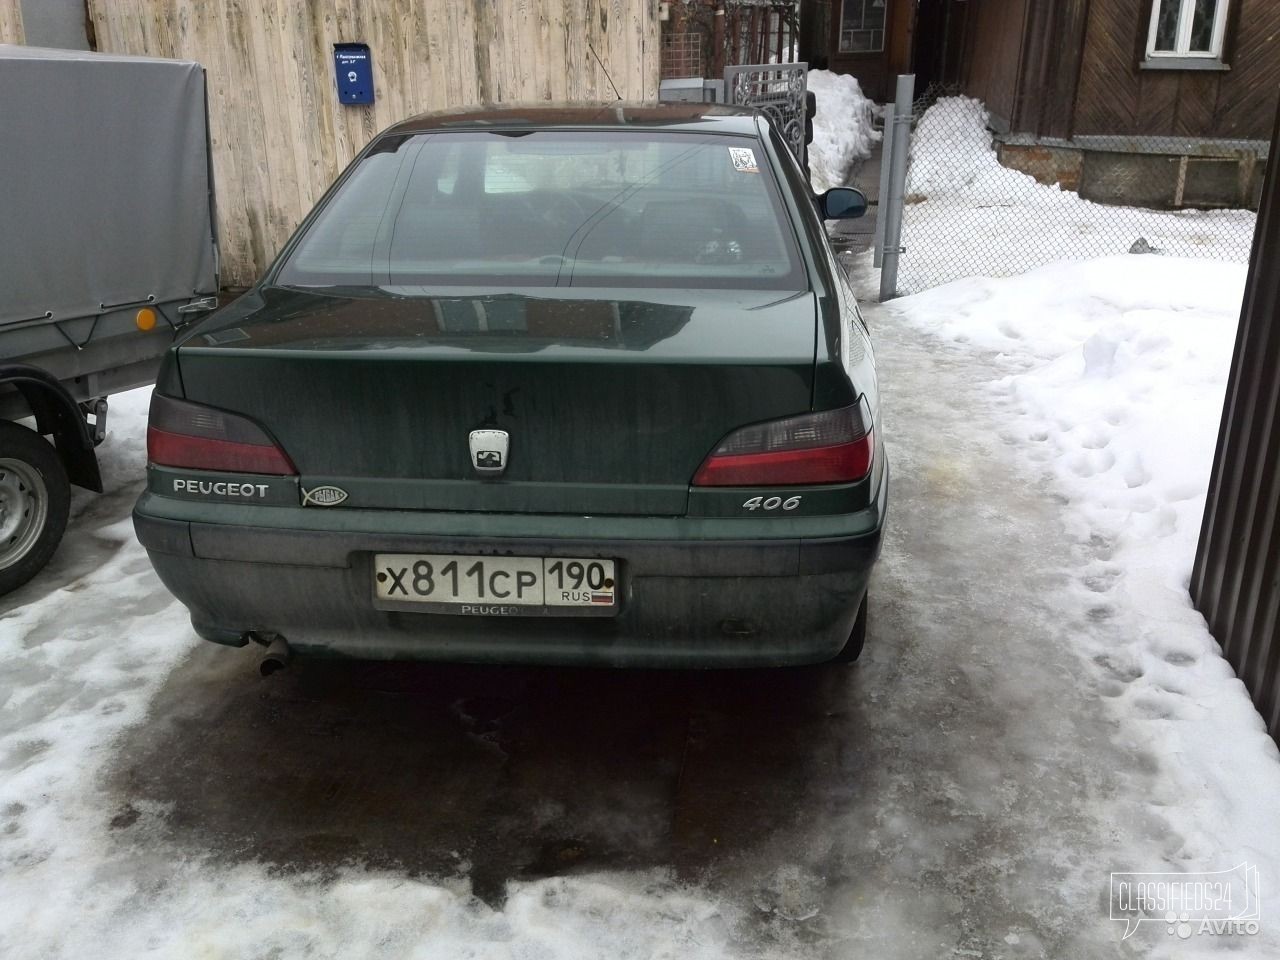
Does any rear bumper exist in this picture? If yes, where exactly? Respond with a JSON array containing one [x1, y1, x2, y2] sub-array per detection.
[[133, 471, 887, 667]]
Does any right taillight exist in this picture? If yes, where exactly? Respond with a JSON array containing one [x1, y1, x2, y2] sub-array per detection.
[[692, 399, 874, 487], [147, 394, 296, 475]]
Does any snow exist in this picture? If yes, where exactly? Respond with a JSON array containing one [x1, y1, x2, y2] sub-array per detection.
[[9, 288, 1278, 956], [890, 253, 1280, 952], [3, 258, 1280, 954], [0, 389, 750, 960], [900, 96, 1255, 292], [18, 863, 740, 959], [806, 69, 880, 193]]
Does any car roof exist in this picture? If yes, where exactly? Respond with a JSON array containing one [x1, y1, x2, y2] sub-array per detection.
[[380, 102, 763, 138]]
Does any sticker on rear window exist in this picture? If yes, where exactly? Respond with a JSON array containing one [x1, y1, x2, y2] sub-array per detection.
[[728, 146, 759, 174]]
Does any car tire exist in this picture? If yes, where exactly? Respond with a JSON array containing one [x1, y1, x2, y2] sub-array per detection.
[[0, 421, 70, 596], [830, 592, 868, 663]]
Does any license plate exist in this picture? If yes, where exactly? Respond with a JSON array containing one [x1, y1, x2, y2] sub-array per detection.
[[373, 553, 617, 615]]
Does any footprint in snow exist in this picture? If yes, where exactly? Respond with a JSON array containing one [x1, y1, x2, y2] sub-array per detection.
[[1069, 449, 1115, 477], [1127, 493, 1159, 514], [1123, 462, 1151, 488], [1087, 534, 1116, 561], [1137, 506, 1179, 539], [1092, 653, 1144, 683], [1133, 695, 1177, 720], [1078, 425, 1111, 450], [1069, 454, 1098, 478], [1081, 566, 1121, 593]]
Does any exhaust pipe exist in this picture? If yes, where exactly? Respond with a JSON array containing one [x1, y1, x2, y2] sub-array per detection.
[[258, 635, 291, 676]]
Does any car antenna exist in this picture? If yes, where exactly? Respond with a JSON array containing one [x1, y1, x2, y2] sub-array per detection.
[[587, 41, 622, 101]]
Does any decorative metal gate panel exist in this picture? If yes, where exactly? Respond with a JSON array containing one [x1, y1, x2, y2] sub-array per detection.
[[724, 63, 808, 165]]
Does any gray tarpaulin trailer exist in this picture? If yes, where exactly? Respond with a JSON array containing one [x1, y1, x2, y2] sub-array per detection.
[[0, 45, 219, 593]]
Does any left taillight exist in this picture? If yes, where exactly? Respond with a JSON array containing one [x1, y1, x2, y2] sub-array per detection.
[[692, 399, 875, 487], [147, 394, 297, 475]]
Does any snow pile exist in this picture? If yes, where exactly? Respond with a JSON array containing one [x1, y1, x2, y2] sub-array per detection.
[[896, 255, 1239, 569], [899, 97, 1255, 292], [906, 95, 1050, 202], [893, 254, 1280, 932], [807, 69, 880, 193]]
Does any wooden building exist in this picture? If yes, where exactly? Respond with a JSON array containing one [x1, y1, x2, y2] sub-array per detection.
[[937, 0, 1276, 209], [801, 0, 1276, 208], [782, 0, 915, 101], [0, 0, 659, 286], [933, 0, 1279, 142]]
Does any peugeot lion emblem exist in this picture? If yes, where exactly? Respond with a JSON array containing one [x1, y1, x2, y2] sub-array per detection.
[[469, 429, 509, 476]]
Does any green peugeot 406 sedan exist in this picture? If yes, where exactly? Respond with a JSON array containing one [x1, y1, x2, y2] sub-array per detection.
[[133, 103, 888, 670]]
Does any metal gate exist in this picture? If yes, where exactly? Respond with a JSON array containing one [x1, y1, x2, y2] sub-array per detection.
[[722, 1, 799, 67], [724, 62, 808, 165], [1192, 100, 1280, 741]]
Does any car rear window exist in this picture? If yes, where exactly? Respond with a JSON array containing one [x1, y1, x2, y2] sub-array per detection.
[[276, 130, 805, 290]]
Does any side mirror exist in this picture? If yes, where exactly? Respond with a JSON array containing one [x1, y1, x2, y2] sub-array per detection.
[[817, 187, 868, 220]]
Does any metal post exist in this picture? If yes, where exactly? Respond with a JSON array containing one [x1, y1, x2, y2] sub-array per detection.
[[872, 100, 894, 268], [879, 74, 914, 301], [712, 5, 726, 77]]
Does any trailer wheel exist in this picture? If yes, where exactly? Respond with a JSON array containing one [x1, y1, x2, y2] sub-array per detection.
[[0, 421, 70, 595]]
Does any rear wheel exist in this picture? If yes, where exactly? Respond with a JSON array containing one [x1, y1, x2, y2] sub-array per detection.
[[830, 592, 868, 663], [0, 421, 70, 595]]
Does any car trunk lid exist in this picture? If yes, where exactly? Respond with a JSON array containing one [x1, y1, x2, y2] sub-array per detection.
[[175, 286, 816, 516]]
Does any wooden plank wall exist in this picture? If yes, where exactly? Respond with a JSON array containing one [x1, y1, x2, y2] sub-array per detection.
[[85, 0, 659, 286], [1037, 0, 1093, 139], [0, 0, 25, 44], [957, 0, 1030, 131], [1074, 0, 1280, 139], [825, 0, 912, 102]]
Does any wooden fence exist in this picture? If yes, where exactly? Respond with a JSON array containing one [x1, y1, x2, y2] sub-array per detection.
[[0, 1, 24, 44], [67, 1, 657, 286]]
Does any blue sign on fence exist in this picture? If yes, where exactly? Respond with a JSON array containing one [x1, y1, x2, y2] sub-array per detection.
[[334, 43, 373, 105]]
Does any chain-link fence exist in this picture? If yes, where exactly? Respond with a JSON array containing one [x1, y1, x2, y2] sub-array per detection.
[[894, 83, 1262, 295], [660, 31, 704, 80]]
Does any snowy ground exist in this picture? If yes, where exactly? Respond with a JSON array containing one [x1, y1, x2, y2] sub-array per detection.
[[3, 256, 1279, 956], [899, 97, 1256, 293], [889, 254, 1280, 943], [807, 69, 879, 194]]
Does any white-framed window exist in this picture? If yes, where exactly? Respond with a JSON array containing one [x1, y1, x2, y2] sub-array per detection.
[[1146, 0, 1230, 60], [838, 0, 887, 54]]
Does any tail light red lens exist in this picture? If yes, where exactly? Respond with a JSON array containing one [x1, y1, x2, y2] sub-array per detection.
[[147, 394, 296, 475], [692, 400, 874, 487]]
